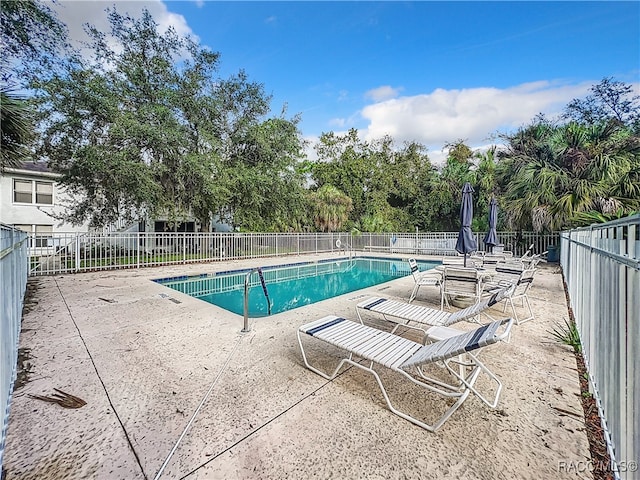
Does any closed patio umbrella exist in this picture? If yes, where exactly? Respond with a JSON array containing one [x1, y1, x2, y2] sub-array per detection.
[[455, 182, 477, 267], [483, 196, 498, 253]]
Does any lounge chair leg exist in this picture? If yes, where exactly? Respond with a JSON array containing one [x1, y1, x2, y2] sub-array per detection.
[[409, 284, 419, 303], [444, 354, 503, 408], [362, 361, 471, 432], [517, 296, 535, 324]]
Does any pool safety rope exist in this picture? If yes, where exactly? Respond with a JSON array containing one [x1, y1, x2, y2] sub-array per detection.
[[153, 334, 244, 480]]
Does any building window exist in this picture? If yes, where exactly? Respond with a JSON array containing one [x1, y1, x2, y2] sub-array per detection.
[[13, 179, 53, 205], [14, 225, 32, 234], [36, 181, 53, 204], [14, 224, 54, 247], [35, 225, 53, 247], [13, 180, 32, 203]]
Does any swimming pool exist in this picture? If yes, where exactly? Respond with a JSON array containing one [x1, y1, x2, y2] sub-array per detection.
[[155, 256, 439, 317]]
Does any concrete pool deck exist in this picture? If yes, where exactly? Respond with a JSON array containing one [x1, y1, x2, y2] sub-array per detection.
[[4, 253, 591, 479]]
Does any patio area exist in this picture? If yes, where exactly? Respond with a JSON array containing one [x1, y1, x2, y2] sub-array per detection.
[[3, 253, 590, 479]]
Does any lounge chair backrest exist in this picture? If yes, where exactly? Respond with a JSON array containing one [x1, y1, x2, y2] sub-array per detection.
[[445, 284, 514, 325], [442, 256, 466, 266], [521, 243, 535, 259], [408, 258, 419, 279], [523, 254, 542, 268], [482, 254, 507, 266], [401, 318, 513, 368], [493, 262, 525, 284], [442, 266, 481, 298], [513, 268, 536, 296]]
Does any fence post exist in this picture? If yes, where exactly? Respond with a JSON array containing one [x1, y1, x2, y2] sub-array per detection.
[[75, 234, 80, 273]]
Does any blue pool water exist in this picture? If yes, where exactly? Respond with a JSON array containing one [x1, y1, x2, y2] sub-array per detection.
[[155, 256, 439, 317]]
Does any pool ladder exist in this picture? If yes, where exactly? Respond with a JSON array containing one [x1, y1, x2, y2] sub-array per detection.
[[242, 267, 271, 333], [336, 238, 354, 260]]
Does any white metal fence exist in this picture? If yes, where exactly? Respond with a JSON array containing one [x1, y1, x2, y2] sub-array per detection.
[[561, 214, 640, 479], [0, 225, 28, 469], [25, 230, 559, 276]]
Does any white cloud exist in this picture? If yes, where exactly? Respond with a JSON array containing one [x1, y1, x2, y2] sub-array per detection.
[[328, 117, 346, 128], [365, 85, 402, 102], [52, 1, 197, 56], [360, 80, 594, 164]]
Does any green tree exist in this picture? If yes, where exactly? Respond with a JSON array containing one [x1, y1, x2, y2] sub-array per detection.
[[470, 146, 500, 232], [1, 89, 33, 171], [309, 184, 353, 232], [417, 141, 475, 231], [1, 0, 68, 171], [33, 8, 290, 230], [310, 130, 431, 231], [564, 77, 640, 129], [222, 115, 309, 231], [312, 129, 373, 222], [498, 119, 640, 231], [0, 0, 68, 83]]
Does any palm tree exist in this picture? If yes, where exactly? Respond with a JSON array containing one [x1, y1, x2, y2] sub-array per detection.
[[499, 119, 640, 231], [471, 146, 499, 231], [1, 88, 33, 171], [310, 184, 353, 232]]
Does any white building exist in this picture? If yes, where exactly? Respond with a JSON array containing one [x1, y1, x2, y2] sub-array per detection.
[[0, 162, 90, 242], [0, 162, 231, 243]]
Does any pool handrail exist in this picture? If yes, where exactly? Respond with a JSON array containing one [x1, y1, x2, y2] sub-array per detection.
[[336, 238, 354, 260], [243, 267, 272, 332]]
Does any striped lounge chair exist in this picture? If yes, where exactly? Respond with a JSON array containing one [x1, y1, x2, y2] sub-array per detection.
[[407, 258, 443, 303], [297, 315, 514, 431], [484, 267, 536, 324], [356, 285, 514, 341]]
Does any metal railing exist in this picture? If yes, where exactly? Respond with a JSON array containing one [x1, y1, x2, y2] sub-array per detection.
[[25, 230, 559, 276], [0, 225, 28, 470], [243, 268, 272, 333], [560, 214, 640, 479]]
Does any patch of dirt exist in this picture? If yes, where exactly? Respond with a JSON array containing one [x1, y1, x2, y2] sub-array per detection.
[[14, 348, 33, 390], [13, 279, 41, 390], [563, 281, 614, 480], [574, 352, 614, 480], [21, 279, 41, 315]]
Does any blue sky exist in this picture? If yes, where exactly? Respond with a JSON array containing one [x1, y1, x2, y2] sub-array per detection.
[[52, 1, 640, 163]]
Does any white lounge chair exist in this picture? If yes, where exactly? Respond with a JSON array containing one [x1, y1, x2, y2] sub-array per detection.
[[485, 268, 536, 324], [407, 258, 442, 303], [297, 315, 514, 432], [356, 285, 514, 340], [483, 262, 525, 287], [440, 266, 490, 310]]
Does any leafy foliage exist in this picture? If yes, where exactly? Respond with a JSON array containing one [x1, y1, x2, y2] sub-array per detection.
[[33, 7, 306, 230], [0, 0, 68, 83], [310, 129, 433, 232], [309, 184, 353, 232], [11, 5, 639, 234], [1, 89, 34, 171], [497, 119, 639, 232], [564, 77, 640, 129], [1, 0, 67, 171], [549, 318, 582, 353]]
